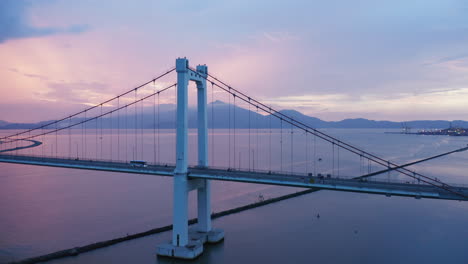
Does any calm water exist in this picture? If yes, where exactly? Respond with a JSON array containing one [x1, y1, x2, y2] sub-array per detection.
[[1, 129, 468, 263]]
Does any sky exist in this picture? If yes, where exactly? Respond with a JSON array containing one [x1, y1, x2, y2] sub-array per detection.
[[1, 0, 468, 123]]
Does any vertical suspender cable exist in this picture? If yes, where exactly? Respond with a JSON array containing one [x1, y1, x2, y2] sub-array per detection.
[[337, 145, 340, 177], [306, 131, 308, 174], [69, 117, 71, 158], [118, 96, 120, 161], [313, 133, 316, 176], [228, 87, 232, 168], [30, 130, 32, 156], [211, 82, 215, 167], [157, 92, 160, 164], [248, 100, 251, 171], [360, 155, 362, 175], [233, 94, 237, 169], [153, 82, 156, 164], [331, 142, 335, 176], [269, 108, 272, 172], [134, 89, 137, 161], [387, 161, 391, 182], [43, 126, 45, 157], [140, 92, 143, 160], [290, 120, 293, 175], [256, 106, 259, 171], [100, 105, 103, 158], [228, 87, 231, 168], [125, 105, 128, 162], [110, 105, 113, 161], [96, 110, 98, 160], [138, 93, 141, 160], [280, 118, 283, 172], [55, 122, 58, 158], [84, 110, 87, 158]]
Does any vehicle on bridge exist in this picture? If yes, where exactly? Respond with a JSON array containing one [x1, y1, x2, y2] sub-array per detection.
[[130, 160, 147, 167]]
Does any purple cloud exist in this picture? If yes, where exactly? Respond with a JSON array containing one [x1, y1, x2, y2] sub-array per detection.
[[0, 0, 88, 44]]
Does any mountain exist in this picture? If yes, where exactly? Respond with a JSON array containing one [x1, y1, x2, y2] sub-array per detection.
[[328, 118, 400, 129], [0, 120, 59, 129], [0, 101, 466, 130], [276, 109, 326, 128]]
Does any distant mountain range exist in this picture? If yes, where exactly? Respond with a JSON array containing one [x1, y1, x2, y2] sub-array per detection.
[[1, 100, 467, 130]]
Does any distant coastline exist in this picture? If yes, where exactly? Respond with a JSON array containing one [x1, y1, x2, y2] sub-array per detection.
[[386, 127, 468, 136], [1, 101, 467, 130]]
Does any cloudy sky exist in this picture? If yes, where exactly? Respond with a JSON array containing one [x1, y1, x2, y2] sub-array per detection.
[[1, 0, 468, 122]]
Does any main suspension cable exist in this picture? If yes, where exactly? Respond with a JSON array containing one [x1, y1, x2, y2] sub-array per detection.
[[11, 84, 176, 144], [1, 68, 176, 141], [201, 73, 466, 198]]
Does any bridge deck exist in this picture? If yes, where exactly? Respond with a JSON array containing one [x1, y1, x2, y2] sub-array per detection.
[[1, 154, 467, 201]]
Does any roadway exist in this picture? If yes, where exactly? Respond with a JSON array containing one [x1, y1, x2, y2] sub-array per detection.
[[0, 154, 467, 201]]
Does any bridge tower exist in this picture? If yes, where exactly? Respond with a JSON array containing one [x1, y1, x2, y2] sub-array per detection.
[[157, 58, 224, 259]]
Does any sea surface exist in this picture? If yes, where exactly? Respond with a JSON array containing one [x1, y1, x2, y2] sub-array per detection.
[[1, 129, 467, 263]]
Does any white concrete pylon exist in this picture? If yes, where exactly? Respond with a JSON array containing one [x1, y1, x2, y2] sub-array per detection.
[[157, 58, 223, 259], [173, 58, 190, 247], [196, 64, 208, 168], [175, 58, 189, 175], [195, 65, 211, 233]]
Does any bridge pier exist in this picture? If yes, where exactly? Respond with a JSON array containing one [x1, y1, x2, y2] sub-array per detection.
[[196, 179, 224, 243], [156, 58, 224, 259]]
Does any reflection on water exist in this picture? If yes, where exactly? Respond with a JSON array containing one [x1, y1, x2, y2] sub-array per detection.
[[1, 129, 468, 263]]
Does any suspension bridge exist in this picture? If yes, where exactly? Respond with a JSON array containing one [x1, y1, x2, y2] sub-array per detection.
[[1, 58, 467, 259]]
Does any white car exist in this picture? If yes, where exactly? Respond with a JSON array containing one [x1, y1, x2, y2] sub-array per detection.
[[130, 160, 147, 167]]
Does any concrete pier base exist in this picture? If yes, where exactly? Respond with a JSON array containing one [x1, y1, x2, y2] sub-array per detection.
[[156, 241, 203, 260], [206, 228, 225, 243], [156, 228, 224, 260], [190, 228, 225, 243]]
